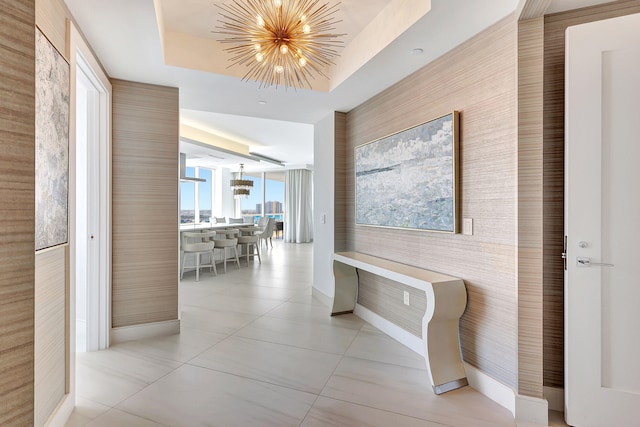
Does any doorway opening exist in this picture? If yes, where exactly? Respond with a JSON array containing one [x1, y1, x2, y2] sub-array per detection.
[[74, 52, 110, 353]]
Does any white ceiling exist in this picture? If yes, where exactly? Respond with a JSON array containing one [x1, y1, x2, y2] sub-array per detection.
[[63, 0, 613, 171]]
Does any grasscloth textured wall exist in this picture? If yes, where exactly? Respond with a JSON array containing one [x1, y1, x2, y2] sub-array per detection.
[[112, 79, 179, 328], [542, 0, 640, 389], [358, 272, 427, 337], [334, 112, 348, 252], [0, 1, 35, 424], [517, 16, 545, 399], [34, 246, 66, 427], [35, 0, 68, 60], [345, 16, 519, 388]]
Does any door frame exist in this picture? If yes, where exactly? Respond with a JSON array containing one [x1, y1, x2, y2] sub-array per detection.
[[68, 18, 112, 398]]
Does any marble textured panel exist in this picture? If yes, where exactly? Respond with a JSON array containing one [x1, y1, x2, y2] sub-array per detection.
[[35, 27, 69, 251]]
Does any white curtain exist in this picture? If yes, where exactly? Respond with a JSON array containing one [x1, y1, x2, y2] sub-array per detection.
[[285, 169, 313, 243]]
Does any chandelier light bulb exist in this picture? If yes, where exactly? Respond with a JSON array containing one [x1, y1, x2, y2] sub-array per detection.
[[256, 52, 264, 62], [302, 24, 310, 34], [274, 0, 282, 7], [274, 65, 284, 73], [254, 43, 261, 51], [279, 44, 289, 54], [299, 57, 307, 66], [256, 15, 264, 27]]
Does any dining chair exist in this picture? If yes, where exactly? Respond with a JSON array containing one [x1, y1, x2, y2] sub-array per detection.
[[257, 217, 275, 249], [213, 233, 240, 272], [180, 231, 216, 281], [237, 227, 261, 264]]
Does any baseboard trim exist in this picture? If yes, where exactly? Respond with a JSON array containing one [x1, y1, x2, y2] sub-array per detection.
[[544, 386, 564, 412], [354, 304, 424, 355], [44, 393, 74, 427], [463, 362, 516, 414], [351, 304, 549, 426], [515, 393, 549, 427], [110, 319, 180, 344], [311, 287, 333, 308]]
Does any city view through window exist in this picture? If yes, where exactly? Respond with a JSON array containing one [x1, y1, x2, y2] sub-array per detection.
[[180, 167, 213, 224], [180, 169, 285, 225], [241, 172, 285, 223]]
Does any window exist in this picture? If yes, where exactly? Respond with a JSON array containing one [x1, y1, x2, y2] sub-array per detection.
[[198, 168, 212, 223], [240, 173, 262, 223], [180, 166, 214, 225], [180, 167, 196, 224], [265, 171, 285, 221]]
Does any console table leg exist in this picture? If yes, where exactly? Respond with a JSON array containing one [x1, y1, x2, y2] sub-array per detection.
[[423, 318, 468, 394], [331, 261, 358, 315]]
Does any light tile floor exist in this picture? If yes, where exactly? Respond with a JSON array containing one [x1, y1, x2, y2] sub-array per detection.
[[66, 240, 557, 427]]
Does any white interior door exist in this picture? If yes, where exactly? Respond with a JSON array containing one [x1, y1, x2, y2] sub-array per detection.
[[74, 50, 111, 353], [565, 13, 640, 426]]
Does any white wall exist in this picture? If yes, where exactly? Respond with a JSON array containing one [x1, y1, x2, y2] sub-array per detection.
[[312, 112, 336, 300]]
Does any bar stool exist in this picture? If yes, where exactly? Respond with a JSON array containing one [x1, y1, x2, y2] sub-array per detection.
[[237, 227, 261, 265], [213, 232, 240, 273], [180, 231, 216, 281]]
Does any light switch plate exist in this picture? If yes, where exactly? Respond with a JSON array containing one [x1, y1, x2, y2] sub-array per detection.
[[462, 218, 473, 236], [403, 291, 410, 306]]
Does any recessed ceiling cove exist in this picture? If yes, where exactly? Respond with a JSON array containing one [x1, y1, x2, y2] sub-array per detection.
[[154, 0, 431, 92]]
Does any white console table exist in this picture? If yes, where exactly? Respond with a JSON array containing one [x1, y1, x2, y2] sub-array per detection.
[[332, 251, 468, 394]]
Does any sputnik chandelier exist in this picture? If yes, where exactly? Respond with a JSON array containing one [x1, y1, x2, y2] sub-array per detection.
[[215, 0, 345, 89]]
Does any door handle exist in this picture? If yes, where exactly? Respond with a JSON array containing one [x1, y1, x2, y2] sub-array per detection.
[[576, 257, 614, 267]]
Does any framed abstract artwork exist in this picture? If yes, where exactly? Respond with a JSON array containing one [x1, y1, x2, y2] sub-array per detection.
[[355, 111, 459, 233], [35, 28, 70, 251]]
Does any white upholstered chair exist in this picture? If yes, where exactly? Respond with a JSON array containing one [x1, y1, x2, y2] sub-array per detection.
[[237, 227, 261, 265], [180, 231, 216, 281], [257, 217, 275, 249], [213, 233, 240, 272]]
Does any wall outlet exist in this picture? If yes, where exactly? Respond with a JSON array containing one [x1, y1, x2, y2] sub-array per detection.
[[462, 218, 473, 236], [403, 291, 410, 306]]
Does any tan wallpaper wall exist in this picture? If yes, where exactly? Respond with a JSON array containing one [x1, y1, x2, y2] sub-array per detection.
[[34, 246, 67, 427], [343, 16, 519, 388], [35, 0, 69, 60], [517, 16, 545, 398], [112, 79, 179, 328], [0, 1, 36, 424], [542, 0, 640, 389], [358, 272, 427, 337], [334, 112, 348, 252]]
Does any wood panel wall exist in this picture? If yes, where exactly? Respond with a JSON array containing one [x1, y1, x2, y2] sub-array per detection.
[[112, 79, 179, 328], [34, 246, 67, 427], [344, 16, 519, 389], [0, 1, 36, 425], [517, 16, 545, 399], [542, 0, 640, 390]]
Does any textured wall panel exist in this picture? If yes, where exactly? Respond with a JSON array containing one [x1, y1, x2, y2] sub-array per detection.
[[0, 1, 36, 425], [34, 247, 67, 427], [112, 79, 179, 328], [518, 16, 545, 399], [334, 112, 348, 252], [357, 271, 427, 337], [542, 0, 640, 389], [344, 16, 519, 389], [35, 0, 69, 60]]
